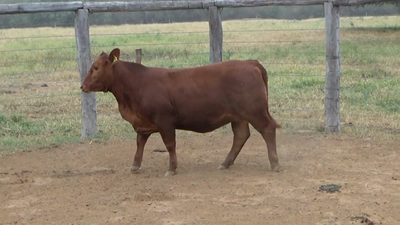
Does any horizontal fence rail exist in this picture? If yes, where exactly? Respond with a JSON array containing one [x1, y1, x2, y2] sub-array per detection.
[[0, 0, 383, 14]]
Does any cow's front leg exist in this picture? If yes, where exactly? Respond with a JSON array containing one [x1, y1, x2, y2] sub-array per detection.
[[159, 128, 177, 176], [131, 133, 150, 172]]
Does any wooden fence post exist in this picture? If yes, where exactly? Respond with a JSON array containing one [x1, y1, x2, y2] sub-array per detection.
[[208, 6, 223, 64], [324, 2, 341, 133], [135, 48, 142, 64], [75, 9, 97, 138]]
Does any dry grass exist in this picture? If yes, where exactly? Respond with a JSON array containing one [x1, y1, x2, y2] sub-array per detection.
[[0, 15, 399, 154]]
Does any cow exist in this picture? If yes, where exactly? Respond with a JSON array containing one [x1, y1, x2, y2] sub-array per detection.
[[81, 48, 281, 176]]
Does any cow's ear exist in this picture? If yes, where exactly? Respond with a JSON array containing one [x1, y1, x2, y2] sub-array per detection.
[[109, 48, 120, 64]]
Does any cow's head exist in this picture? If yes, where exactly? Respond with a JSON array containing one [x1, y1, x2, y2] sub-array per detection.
[[81, 48, 120, 93]]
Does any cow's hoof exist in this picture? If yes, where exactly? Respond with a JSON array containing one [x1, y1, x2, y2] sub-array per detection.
[[131, 166, 140, 172], [164, 170, 176, 177], [271, 165, 280, 172], [218, 165, 228, 170]]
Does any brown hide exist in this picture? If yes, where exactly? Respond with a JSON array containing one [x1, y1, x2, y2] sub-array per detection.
[[81, 48, 280, 176]]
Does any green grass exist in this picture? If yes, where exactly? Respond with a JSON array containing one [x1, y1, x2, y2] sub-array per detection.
[[290, 77, 325, 89], [0, 113, 82, 154], [1, 16, 400, 154], [376, 96, 400, 112]]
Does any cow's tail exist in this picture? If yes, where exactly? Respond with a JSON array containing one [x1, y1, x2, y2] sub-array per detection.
[[254, 61, 281, 129]]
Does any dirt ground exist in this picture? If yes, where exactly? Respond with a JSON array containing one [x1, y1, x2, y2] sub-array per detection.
[[1, 131, 399, 225]]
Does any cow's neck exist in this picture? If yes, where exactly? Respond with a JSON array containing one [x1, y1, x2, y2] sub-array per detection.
[[109, 62, 144, 111]]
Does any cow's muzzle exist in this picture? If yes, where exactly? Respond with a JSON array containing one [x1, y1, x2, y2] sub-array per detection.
[[80, 85, 90, 93]]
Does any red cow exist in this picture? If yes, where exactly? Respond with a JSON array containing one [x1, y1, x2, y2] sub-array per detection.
[[81, 48, 281, 176]]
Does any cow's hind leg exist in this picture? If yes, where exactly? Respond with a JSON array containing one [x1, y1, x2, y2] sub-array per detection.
[[131, 133, 151, 172], [261, 126, 279, 172], [219, 120, 250, 170], [249, 117, 280, 172]]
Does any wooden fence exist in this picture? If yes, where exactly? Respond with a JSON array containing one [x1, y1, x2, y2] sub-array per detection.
[[0, 0, 382, 137]]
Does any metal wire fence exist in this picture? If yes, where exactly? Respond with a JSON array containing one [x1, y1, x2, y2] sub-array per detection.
[[1, 11, 400, 152]]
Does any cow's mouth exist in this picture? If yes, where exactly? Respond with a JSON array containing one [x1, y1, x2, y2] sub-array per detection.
[[80, 85, 90, 93]]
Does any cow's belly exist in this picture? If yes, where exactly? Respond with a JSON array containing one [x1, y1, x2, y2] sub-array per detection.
[[175, 113, 237, 133]]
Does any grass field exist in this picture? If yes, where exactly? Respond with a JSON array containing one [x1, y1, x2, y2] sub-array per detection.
[[0, 15, 399, 155]]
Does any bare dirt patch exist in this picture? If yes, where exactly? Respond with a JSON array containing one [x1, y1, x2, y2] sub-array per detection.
[[0, 132, 399, 224]]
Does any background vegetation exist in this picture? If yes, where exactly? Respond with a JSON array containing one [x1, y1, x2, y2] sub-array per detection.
[[0, 13, 399, 155]]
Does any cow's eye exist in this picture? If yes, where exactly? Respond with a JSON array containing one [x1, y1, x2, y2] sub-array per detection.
[[93, 67, 98, 71]]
